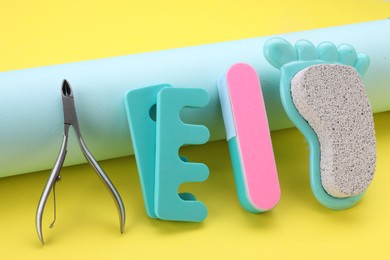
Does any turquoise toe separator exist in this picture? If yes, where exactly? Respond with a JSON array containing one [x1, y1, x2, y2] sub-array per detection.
[[280, 61, 363, 210], [155, 88, 210, 222], [125, 86, 210, 221], [124, 84, 171, 218]]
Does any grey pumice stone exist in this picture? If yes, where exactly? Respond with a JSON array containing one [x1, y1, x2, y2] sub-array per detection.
[[291, 64, 376, 198]]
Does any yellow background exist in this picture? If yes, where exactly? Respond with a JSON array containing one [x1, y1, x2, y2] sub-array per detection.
[[1, 0, 390, 259]]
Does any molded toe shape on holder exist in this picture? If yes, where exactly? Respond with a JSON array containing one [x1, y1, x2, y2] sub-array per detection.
[[218, 63, 280, 213], [264, 38, 376, 210]]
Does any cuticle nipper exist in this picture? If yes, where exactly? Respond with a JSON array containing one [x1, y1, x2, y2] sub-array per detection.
[[36, 79, 125, 245]]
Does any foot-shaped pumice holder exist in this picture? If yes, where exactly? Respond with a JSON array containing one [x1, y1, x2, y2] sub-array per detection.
[[264, 38, 376, 210]]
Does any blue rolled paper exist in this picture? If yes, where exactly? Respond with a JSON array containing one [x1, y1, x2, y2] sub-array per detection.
[[0, 19, 389, 177]]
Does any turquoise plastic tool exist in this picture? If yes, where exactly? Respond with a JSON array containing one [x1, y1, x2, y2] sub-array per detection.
[[125, 86, 210, 221], [124, 84, 171, 218], [155, 88, 210, 222], [263, 38, 369, 210]]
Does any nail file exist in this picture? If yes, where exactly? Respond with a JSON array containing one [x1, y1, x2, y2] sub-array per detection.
[[218, 63, 280, 212]]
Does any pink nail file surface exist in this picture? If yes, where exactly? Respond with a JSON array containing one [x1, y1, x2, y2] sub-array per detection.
[[227, 63, 280, 210]]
